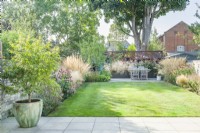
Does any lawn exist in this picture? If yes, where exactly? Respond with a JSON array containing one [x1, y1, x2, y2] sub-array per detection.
[[49, 82, 200, 117]]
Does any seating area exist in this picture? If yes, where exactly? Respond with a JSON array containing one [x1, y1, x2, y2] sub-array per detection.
[[128, 66, 150, 80]]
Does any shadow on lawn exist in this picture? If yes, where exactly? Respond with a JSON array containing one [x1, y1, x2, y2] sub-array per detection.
[[88, 82, 183, 93]]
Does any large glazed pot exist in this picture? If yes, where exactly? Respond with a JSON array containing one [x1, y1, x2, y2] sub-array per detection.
[[13, 99, 43, 128]]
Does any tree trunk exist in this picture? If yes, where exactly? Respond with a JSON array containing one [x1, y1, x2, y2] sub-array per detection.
[[128, 4, 157, 51], [141, 6, 153, 51], [131, 17, 141, 51], [28, 93, 31, 103]]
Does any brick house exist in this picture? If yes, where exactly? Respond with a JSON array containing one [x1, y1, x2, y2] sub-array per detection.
[[159, 21, 199, 52]]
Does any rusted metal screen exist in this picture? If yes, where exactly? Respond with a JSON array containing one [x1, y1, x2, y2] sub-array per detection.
[[106, 51, 164, 62]]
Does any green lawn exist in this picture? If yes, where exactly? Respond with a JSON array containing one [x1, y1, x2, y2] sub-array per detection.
[[49, 82, 200, 117]]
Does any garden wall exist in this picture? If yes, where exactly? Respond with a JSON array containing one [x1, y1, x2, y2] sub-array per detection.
[[0, 92, 22, 120]]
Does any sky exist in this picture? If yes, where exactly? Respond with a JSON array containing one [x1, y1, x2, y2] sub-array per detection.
[[98, 0, 200, 43]]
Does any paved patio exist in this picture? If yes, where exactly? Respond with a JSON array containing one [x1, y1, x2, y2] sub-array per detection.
[[1, 117, 200, 133]]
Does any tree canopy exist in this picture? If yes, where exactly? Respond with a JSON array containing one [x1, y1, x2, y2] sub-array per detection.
[[90, 0, 189, 51], [107, 23, 128, 42], [2, 0, 102, 57], [190, 3, 200, 44]]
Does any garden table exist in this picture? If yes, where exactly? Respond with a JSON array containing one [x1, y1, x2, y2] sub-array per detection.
[[128, 67, 150, 80]]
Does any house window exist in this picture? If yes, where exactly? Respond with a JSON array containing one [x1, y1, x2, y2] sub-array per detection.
[[177, 45, 185, 52]]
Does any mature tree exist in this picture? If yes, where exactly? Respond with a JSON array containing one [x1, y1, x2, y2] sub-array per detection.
[[190, 3, 200, 44], [147, 28, 164, 51], [80, 34, 106, 70], [33, 0, 101, 56], [2, 0, 101, 57], [90, 0, 189, 51]]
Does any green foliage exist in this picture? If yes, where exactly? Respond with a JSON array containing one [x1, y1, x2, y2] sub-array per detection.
[[0, 31, 19, 59], [165, 67, 194, 85], [100, 70, 111, 77], [188, 81, 200, 94], [2, 1, 37, 35], [56, 68, 74, 100], [159, 58, 194, 85], [80, 35, 106, 69], [117, 42, 126, 51], [3, 1, 101, 57], [107, 23, 128, 44], [127, 44, 136, 51], [188, 80, 200, 95], [58, 76, 73, 99], [1, 58, 43, 97], [139, 60, 157, 70], [148, 29, 164, 51], [85, 71, 111, 82], [36, 80, 63, 116], [8, 33, 60, 102], [34, 0, 101, 57], [0, 60, 18, 96], [190, 4, 200, 44], [176, 74, 200, 95]]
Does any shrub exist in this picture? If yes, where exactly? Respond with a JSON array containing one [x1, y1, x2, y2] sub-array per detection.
[[176, 75, 188, 88], [138, 60, 157, 70], [55, 68, 73, 99], [187, 74, 200, 95], [174, 67, 194, 75], [85, 71, 111, 82], [100, 70, 111, 77], [36, 81, 63, 116], [167, 67, 194, 84], [62, 54, 90, 77], [127, 44, 136, 51], [110, 61, 130, 74], [159, 58, 187, 75], [159, 58, 194, 84], [70, 71, 84, 89]]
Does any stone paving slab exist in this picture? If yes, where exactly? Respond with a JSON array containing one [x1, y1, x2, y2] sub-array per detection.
[[1, 117, 200, 133]]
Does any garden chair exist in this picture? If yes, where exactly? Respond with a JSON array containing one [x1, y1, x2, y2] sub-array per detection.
[[140, 68, 149, 80], [138, 66, 145, 69], [130, 67, 140, 80]]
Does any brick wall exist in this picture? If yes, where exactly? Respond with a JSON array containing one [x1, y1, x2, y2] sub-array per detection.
[[160, 21, 199, 52]]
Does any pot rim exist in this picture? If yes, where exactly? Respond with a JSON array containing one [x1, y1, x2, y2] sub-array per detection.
[[15, 98, 42, 104]]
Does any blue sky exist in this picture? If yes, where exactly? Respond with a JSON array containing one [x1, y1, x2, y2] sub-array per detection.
[[98, 0, 200, 43]]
